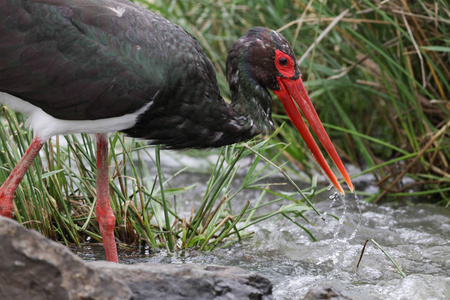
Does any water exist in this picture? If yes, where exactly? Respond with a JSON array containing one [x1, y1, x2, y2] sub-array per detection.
[[77, 151, 450, 299]]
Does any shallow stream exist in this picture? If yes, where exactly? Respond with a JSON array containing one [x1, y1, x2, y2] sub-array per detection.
[[79, 151, 450, 300]]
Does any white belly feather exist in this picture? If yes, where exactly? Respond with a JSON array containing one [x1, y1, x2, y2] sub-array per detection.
[[0, 92, 151, 140]]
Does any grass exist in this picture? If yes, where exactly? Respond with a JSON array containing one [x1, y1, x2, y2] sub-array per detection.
[[135, 0, 449, 205], [0, 107, 316, 250], [1, 0, 449, 251], [357, 238, 407, 278]]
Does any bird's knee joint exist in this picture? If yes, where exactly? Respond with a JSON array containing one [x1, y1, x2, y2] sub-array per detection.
[[96, 207, 116, 230]]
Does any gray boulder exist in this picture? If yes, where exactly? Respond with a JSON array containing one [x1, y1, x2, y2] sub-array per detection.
[[93, 262, 273, 300], [0, 215, 132, 300], [0, 216, 273, 299]]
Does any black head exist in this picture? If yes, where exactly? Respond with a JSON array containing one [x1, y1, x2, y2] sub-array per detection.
[[226, 27, 354, 194], [226, 27, 301, 92]]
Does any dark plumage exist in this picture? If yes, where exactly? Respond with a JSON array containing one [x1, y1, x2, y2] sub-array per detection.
[[0, 0, 353, 263], [0, 0, 280, 148]]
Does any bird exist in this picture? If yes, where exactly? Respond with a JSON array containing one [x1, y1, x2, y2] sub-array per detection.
[[0, 0, 354, 263]]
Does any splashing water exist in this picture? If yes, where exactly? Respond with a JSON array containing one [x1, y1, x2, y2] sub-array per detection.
[[75, 153, 449, 299], [317, 189, 363, 266]]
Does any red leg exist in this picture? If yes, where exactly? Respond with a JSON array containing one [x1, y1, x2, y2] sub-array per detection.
[[94, 133, 118, 263], [0, 137, 45, 218]]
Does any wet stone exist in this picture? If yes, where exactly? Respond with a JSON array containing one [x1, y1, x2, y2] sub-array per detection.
[[0, 216, 273, 299], [0, 216, 132, 300], [302, 286, 352, 300], [92, 262, 273, 300]]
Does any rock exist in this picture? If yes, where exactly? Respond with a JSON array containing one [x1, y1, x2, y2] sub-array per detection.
[[91, 262, 273, 300], [0, 216, 273, 299], [0, 216, 133, 300], [302, 286, 351, 300]]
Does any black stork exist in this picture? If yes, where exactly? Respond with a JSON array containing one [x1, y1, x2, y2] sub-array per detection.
[[0, 0, 354, 263]]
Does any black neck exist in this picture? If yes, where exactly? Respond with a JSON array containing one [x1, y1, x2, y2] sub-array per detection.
[[229, 70, 273, 137]]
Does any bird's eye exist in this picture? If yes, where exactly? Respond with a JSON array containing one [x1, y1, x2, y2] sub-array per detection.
[[279, 57, 288, 66], [275, 50, 295, 78]]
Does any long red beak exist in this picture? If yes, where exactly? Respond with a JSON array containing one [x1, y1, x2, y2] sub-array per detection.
[[273, 77, 354, 195]]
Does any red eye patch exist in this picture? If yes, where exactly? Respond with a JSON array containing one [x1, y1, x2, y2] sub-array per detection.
[[275, 49, 295, 78]]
